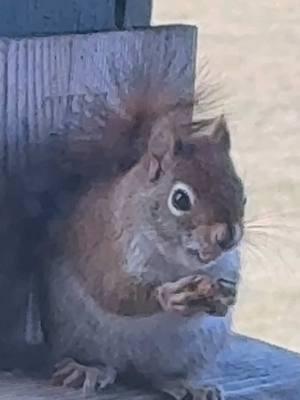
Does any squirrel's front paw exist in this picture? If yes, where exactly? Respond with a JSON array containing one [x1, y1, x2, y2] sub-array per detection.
[[51, 357, 117, 396], [156, 275, 214, 315], [205, 278, 237, 316], [156, 275, 236, 317]]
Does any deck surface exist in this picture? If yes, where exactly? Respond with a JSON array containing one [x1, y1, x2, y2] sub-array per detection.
[[1, 335, 300, 399]]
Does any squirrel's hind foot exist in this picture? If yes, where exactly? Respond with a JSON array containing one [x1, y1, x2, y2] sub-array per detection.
[[51, 357, 117, 396], [189, 386, 224, 400], [161, 384, 224, 400]]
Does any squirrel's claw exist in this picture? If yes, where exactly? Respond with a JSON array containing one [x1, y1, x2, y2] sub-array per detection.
[[51, 358, 117, 396], [160, 383, 224, 400], [190, 385, 224, 400], [156, 275, 236, 317]]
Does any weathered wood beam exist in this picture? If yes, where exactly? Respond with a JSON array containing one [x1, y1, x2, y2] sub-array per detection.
[[0, 25, 197, 172]]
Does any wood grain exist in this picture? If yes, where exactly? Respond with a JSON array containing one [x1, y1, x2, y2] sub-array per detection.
[[0, 25, 197, 172]]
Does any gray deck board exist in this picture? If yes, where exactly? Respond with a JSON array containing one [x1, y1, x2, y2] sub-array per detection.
[[1, 335, 299, 399]]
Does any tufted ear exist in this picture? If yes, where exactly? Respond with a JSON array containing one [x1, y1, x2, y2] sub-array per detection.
[[147, 117, 175, 182], [209, 115, 231, 151]]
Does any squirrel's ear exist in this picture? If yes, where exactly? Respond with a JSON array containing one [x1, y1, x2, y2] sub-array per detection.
[[209, 115, 231, 151], [147, 118, 175, 181]]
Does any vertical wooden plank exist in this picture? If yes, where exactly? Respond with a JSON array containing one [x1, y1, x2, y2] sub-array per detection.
[[123, 0, 152, 28], [0, 41, 8, 173], [6, 41, 19, 170], [0, 26, 197, 172], [115, 0, 127, 29]]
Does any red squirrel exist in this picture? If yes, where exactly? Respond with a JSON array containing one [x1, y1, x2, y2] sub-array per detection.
[[28, 75, 246, 400]]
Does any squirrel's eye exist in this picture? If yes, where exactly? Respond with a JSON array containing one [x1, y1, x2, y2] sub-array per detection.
[[168, 182, 195, 217], [172, 189, 191, 212]]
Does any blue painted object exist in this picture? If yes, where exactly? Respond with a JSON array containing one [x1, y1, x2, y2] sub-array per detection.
[[0, 0, 152, 38]]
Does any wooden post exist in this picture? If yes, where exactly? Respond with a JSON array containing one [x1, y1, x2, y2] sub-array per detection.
[[0, 0, 152, 37], [0, 25, 197, 172]]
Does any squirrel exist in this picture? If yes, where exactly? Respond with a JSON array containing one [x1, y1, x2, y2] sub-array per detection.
[[14, 71, 246, 400]]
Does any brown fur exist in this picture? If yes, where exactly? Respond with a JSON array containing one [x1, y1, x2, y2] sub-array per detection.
[[36, 84, 245, 317]]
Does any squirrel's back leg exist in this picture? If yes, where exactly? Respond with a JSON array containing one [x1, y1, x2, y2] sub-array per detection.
[[51, 357, 117, 396]]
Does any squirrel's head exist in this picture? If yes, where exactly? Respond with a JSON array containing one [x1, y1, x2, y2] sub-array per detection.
[[124, 112, 246, 272]]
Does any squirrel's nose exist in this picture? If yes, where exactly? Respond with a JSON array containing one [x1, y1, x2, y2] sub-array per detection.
[[214, 223, 236, 251]]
